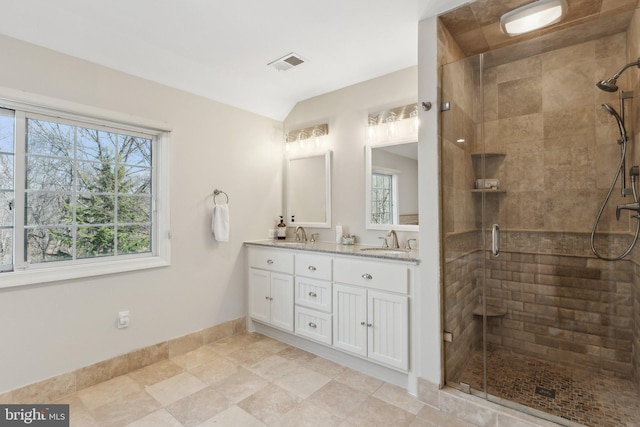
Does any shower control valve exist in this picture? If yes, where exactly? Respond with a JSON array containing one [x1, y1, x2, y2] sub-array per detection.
[[616, 202, 640, 220]]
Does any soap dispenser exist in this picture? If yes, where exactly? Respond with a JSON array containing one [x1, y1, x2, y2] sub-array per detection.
[[277, 216, 286, 240]]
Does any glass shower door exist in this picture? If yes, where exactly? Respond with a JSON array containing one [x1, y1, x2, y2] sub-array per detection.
[[440, 53, 488, 397]]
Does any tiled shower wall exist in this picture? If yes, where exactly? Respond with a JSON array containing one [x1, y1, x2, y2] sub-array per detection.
[[442, 13, 640, 387]]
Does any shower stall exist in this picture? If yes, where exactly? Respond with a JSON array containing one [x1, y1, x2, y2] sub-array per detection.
[[440, 7, 640, 427]]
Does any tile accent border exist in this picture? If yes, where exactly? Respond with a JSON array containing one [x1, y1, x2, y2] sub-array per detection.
[[0, 316, 246, 404]]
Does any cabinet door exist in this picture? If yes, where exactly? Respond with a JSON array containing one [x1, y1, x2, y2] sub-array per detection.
[[367, 290, 408, 370], [333, 284, 367, 356], [249, 268, 271, 324], [270, 272, 294, 332]]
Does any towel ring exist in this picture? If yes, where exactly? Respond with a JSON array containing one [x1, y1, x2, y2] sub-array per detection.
[[213, 189, 229, 204]]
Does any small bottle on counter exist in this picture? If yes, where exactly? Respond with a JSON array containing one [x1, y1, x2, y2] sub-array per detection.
[[277, 216, 287, 240], [335, 225, 342, 243]]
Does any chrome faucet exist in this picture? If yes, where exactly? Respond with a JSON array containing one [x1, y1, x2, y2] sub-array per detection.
[[295, 226, 307, 242], [387, 229, 399, 249], [616, 202, 640, 220]]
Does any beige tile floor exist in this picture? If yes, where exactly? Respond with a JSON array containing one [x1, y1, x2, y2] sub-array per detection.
[[53, 332, 476, 427]]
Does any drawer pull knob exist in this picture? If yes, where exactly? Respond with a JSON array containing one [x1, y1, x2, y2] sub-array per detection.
[[362, 273, 373, 280], [308, 322, 317, 328], [367, 323, 372, 327], [308, 265, 317, 271], [308, 291, 317, 297], [265, 296, 269, 300], [360, 321, 366, 326], [267, 259, 274, 264]]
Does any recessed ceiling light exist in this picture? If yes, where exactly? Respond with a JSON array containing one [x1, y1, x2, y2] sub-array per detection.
[[500, 0, 567, 37], [267, 53, 305, 72]]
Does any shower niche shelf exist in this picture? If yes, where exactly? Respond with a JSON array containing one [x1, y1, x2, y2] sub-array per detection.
[[471, 189, 506, 193], [470, 152, 506, 193], [472, 305, 507, 317], [470, 152, 506, 158]]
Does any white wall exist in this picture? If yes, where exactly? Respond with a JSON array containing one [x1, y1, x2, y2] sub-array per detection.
[[283, 67, 419, 245], [0, 34, 283, 393], [417, 16, 443, 385]]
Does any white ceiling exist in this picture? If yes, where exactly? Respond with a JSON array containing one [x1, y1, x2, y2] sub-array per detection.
[[0, 0, 468, 121]]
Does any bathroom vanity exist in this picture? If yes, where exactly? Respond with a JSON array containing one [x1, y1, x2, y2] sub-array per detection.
[[245, 240, 420, 390]]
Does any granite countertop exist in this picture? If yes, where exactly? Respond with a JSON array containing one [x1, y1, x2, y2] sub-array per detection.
[[245, 240, 420, 264]]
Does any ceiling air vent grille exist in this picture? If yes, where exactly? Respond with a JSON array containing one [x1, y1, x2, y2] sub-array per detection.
[[268, 53, 305, 71]]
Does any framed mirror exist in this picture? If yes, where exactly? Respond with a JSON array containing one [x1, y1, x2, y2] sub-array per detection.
[[286, 151, 332, 228], [365, 141, 418, 231]]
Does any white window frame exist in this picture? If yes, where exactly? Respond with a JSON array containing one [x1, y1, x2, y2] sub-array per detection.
[[0, 87, 171, 289]]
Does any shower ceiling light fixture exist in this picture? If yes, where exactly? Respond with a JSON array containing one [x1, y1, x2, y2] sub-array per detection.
[[500, 0, 567, 37]]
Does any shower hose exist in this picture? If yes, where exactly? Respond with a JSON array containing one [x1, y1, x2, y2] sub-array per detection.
[[590, 139, 640, 260]]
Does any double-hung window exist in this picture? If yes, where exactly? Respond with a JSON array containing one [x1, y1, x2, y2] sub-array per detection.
[[0, 92, 170, 288]]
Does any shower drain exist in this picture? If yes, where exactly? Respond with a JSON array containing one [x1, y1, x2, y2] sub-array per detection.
[[535, 386, 556, 399]]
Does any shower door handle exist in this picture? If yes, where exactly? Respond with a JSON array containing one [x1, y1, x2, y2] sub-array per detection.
[[491, 224, 500, 257]]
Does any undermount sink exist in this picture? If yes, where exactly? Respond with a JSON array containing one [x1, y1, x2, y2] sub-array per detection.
[[273, 240, 306, 246], [360, 247, 409, 255]]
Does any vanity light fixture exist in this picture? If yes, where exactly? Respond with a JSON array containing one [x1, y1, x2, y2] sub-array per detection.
[[367, 103, 419, 143], [285, 123, 328, 152], [500, 0, 567, 37]]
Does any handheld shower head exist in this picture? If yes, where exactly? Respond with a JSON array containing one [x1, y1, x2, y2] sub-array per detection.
[[602, 103, 627, 142], [596, 58, 640, 92]]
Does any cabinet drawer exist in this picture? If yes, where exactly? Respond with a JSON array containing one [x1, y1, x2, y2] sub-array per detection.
[[248, 247, 294, 274], [295, 277, 331, 312], [333, 258, 407, 294], [295, 253, 332, 280], [295, 307, 332, 345]]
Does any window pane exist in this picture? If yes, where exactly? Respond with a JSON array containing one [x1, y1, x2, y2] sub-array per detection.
[[117, 225, 151, 255], [372, 173, 392, 225], [117, 195, 151, 223], [0, 191, 13, 226], [120, 166, 151, 194], [26, 156, 73, 191], [25, 192, 71, 226], [0, 154, 13, 190], [0, 228, 12, 267], [76, 161, 116, 193], [76, 226, 114, 258], [76, 194, 115, 225], [0, 113, 14, 154], [77, 128, 117, 163], [119, 135, 151, 167], [26, 120, 74, 158], [25, 227, 73, 262]]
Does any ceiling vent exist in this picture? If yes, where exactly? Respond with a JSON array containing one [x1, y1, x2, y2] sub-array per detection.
[[268, 53, 305, 71]]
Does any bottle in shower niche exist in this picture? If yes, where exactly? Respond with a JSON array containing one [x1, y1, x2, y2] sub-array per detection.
[[277, 216, 287, 240]]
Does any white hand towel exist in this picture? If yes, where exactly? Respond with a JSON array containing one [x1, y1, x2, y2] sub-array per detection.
[[212, 203, 229, 242]]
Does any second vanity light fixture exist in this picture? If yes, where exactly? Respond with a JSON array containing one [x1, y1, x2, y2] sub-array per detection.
[[500, 0, 567, 37], [367, 103, 419, 143], [285, 123, 328, 152]]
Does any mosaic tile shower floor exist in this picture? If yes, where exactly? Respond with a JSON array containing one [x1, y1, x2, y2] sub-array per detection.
[[456, 349, 640, 427]]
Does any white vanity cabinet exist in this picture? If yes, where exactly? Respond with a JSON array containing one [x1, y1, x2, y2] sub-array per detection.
[[248, 247, 294, 332], [246, 241, 416, 382], [333, 257, 409, 371], [294, 253, 333, 345]]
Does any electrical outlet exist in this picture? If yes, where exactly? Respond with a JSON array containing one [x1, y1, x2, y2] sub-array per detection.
[[118, 311, 130, 329], [268, 229, 276, 238]]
